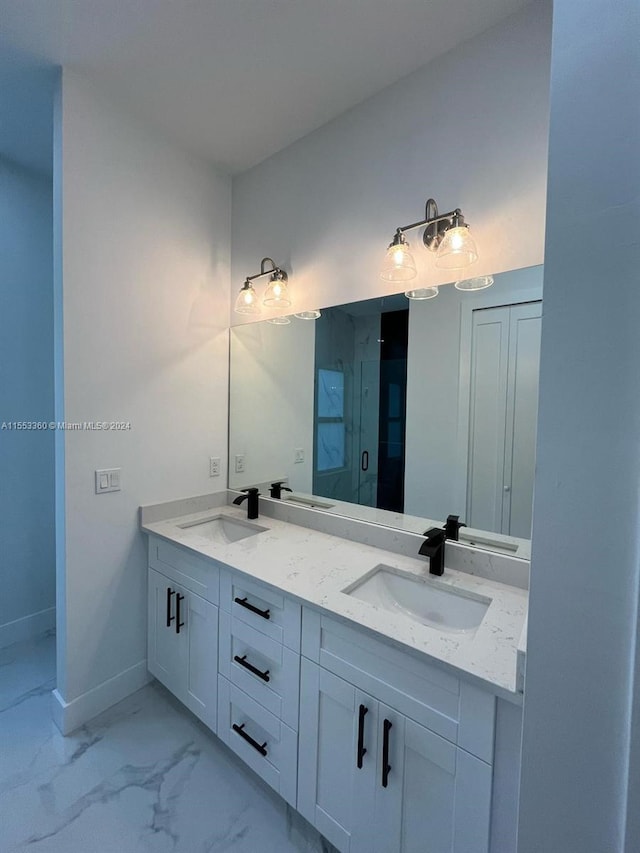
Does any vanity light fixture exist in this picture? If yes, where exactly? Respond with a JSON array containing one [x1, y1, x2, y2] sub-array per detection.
[[267, 315, 291, 325], [381, 198, 478, 283], [234, 257, 291, 315], [294, 310, 322, 320], [454, 275, 494, 291]]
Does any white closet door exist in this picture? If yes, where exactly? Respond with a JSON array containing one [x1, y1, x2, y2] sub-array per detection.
[[466, 306, 511, 532], [502, 302, 542, 538]]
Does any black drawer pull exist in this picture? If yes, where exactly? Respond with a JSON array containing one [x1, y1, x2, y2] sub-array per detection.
[[357, 704, 368, 769], [234, 596, 271, 620], [176, 593, 185, 634], [232, 722, 268, 756], [234, 654, 271, 682], [166, 587, 175, 627], [382, 719, 392, 788]]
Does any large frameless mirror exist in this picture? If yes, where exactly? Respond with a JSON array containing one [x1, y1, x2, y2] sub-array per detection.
[[229, 264, 543, 558]]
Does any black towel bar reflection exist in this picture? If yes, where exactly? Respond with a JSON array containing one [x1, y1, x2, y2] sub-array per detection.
[[234, 596, 271, 620], [234, 654, 270, 682], [232, 722, 268, 757]]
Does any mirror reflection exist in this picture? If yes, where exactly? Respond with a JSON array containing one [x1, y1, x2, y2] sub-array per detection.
[[229, 264, 543, 557]]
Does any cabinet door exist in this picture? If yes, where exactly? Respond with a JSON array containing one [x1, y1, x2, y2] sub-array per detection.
[[182, 590, 218, 732], [298, 660, 377, 853], [374, 703, 492, 853], [148, 568, 218, 732], [148, 567, 187, 697]]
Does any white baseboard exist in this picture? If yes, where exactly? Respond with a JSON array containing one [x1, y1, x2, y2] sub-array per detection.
[[0, 606, 56, 650], [52, 659, 151, 735]]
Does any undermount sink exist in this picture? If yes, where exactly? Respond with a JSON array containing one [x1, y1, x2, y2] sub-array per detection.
[[346, 565, 491, 633], [176, 514, 266, 544]]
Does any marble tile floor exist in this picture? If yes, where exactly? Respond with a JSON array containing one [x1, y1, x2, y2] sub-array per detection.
[[0, 632, 335, 853]]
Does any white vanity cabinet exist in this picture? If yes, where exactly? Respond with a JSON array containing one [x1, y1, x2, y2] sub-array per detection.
[[144, 530, 518, 853], [298, 610, 494, 853], [147, 538, 219, 731]]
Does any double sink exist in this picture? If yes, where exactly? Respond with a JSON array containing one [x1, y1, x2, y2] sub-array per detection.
[[176, 513, 490, 634]]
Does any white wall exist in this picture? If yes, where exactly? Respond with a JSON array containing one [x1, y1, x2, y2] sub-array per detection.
[[0, 157, 55, 648], [231, 0, 551, 323], [518, 1, 640, 851], [54, 71, 231, 728], [405, 265, 543, 523], [229, 320, 315, 492]]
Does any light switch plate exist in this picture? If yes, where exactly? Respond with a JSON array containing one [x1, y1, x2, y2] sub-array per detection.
[[294, 448, 305, 464], [95, 468, 122, 494], [235, 454, 245, 474], [209, 456, 221, 477]]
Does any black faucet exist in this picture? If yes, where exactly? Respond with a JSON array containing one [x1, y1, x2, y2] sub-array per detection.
[[269, 481, 292, 500], [419, 527, 447, 576], [444, 514, 466, 542], [232, 488, 260, 519]]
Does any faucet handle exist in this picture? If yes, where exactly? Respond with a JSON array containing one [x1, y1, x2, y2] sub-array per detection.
[[423, 526, 446, 543], [242, 487, 260, 495], [269, 481, 292, 498], [444, 514, 466, 541]]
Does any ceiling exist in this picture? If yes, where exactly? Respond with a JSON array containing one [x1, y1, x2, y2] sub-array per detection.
[[0, 0, 530, 175]]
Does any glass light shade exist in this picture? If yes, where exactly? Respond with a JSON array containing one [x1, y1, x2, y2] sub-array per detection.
[[454, 275, 494, 292], [263, 274, 291, 307], [435, 225, 478, 269], [267, 315, 291, 325], [380, 241, 417, 282], [405, 286, 439, 300], [295, 310, 322, 320], [234, 282, 260, 315]]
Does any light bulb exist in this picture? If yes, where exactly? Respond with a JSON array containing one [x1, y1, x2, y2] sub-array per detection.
[[234, 282, 260, 315], [435, 225, 478, 269], [263, 272, 291, 307], [380, 238, 417, 282]]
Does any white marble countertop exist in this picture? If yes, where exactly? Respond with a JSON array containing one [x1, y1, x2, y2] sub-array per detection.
[[142, 505, 528, 702]]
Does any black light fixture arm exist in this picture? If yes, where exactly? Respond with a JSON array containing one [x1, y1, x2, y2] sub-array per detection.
[[244, 257, 288, 285]]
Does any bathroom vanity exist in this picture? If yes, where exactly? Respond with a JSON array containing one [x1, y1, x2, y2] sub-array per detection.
[[142, 497, 527, 853]]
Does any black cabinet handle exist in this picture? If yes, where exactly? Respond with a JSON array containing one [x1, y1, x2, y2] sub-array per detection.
[[357, 704, 368, 769], [234, 654, 270, 682], [232, 722, 268, 757], [361, 450, 369, 472], [176, 593, 185, 634], [382, 719, 392, 788], [166, 588, 175, 628], [234, 596, 271, 620]]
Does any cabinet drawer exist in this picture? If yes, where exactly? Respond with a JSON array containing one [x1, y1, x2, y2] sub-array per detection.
[[148, 536, 219, 605], [302, 609, 495, 763], [220, 569, 301, 652], [219, 610, 300, 729], [218, 676, 297, 807]]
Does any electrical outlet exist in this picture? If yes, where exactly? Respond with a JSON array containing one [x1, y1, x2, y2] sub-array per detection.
[[95, 468, 121, 494], [209, 456, 221, 477], [294, 448, 305, 464], [235, 454, 245, 474]]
